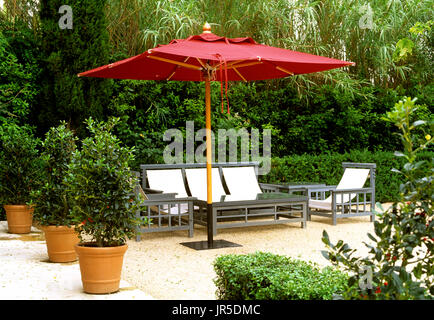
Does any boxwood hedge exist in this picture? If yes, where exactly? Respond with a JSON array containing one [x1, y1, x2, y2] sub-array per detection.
[[213, 252, 348, 300]]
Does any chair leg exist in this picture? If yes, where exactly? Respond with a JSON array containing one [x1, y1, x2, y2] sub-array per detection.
[[332, 196, 337, 225], [135, 209, 142, 241], [302, 203, 307, 228], [213, 207, 217, 236], [332, 211, 337, 226], [188, 202, 194, 237], [370, 202, 375, 222]]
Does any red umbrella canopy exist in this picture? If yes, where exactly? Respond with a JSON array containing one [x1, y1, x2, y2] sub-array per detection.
[[78, 24, 353, 82]]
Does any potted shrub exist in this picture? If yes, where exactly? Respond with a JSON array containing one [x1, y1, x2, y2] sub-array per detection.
[[31, 122, 80, 262], [0, 123, 42, 234], [66, 117, 143, 294]]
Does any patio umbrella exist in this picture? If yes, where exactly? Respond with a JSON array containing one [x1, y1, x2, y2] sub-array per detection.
[[78, 23, 354, 249]]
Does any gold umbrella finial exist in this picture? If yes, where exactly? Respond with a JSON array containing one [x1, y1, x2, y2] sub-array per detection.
[[203, 22, 211, 34]]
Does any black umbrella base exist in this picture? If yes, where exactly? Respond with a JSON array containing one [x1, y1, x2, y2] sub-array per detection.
[[180, 240, 242, 250]]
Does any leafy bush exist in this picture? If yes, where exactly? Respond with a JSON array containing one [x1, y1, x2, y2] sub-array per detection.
[[213, 251, 348, 300], [0, 123, 42, 205], [65, 117, 143, 247], [31, 121, 78, 226], [0, 30, 38, 124], [322, 97, 433, 300]]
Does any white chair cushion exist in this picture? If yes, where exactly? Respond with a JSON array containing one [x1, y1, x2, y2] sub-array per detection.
[[146, 169, 188, 197], [222, 166, 262, 198], [185, 168, 226, 201]]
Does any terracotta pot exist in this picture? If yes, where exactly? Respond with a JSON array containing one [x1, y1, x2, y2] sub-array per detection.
[[41, 225, 80, 263], [4, 205, 34, 234], [75, 243, 128, 294]]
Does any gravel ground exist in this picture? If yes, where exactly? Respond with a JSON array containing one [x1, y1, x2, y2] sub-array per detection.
[[123, 204, 391, 300], [0, 203, 392, 300], [0, 222, 153, 300]]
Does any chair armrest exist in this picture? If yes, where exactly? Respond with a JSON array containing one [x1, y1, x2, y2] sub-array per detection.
[[332, 187, 374, 194], [259, 183, 280, 192], [143, 187, 164, 194], [146, 193, 178, 200], [307, 185, 337, 192], [139, 196, 196, 206]]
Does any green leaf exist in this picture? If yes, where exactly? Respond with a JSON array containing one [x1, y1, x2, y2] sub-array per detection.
[[367, 233, 378, 243], [393, 38, 415, 62], [322, 230, 330, 245], [320, 250, 330, 261], [412, 120, 426, 127], [394, 151, 406, 157]]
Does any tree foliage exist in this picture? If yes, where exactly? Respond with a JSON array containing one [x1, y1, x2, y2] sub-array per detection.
[[37, 0, 113, 136], [0, 30, 38, 124]]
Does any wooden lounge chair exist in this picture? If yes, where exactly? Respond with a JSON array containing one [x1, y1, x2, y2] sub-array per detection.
[[134, 170, 195, 240], [307, 162, 376, 225]]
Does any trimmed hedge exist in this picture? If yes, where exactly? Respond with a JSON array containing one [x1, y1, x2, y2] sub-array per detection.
[[213, 252, 348, 300], [260, 150, 433, 203]]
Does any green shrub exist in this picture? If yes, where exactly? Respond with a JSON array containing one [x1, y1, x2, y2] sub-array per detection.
[[65, 117, 143, 247], [0, 123, 42, 206], [30, 121, 78, 226], [0, 30, 39, 125], [213, 251, 348, 300]]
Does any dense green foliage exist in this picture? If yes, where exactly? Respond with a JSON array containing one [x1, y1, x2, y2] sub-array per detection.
[[0, 123, 42, 205], [65, 117, 143, 247], [37, 0, 113, 136], [322, 97, 433, 300], [0, 28, 39, 124], [261, 150, 433, 203], [107, 0, 433, 89], [0, 0, 432, 203], [0, 0, 432, 300], [31, 122, 78, 226], [213, 251, 348, 300], [109, 80, 432, 168]]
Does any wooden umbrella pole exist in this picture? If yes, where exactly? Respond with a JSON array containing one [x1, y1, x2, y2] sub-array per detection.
[[205, 78, 212, 204], [205, 76, 213, 247]]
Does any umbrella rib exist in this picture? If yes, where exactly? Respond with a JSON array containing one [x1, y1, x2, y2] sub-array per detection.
[[212, 59, 245, 70], [226, 61, 263, 69], [196, 58, 207, 69], [147, 55, 202, 71], [232, 67, 247, 82], [167, 56, 191, 80], [275, 66, 294, 75]]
